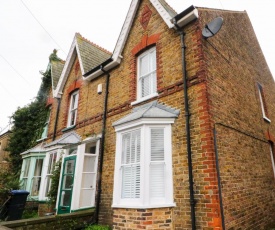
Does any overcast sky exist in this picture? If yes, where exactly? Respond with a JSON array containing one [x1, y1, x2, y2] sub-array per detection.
[[0, 0, 274, 134]]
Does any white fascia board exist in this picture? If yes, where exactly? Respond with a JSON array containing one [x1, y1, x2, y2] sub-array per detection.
[[75, 43, 86, 75], [112, 0, 139, 61], [150, 0, 174, 28], [54, 37, 78, 98], [83, 57, 121, 81], [83, 0, 139, 82], [21, 152, 46, 158]]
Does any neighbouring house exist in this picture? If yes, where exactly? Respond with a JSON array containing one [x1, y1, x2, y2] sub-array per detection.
[[19, 0, 275, 229], [0, 130, 11, 172]]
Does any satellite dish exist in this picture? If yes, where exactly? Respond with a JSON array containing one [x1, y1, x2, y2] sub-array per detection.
[[202, 17, 223, 38]]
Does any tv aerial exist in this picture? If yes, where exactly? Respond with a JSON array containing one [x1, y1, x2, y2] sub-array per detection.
[[202, 17, 223, 38]]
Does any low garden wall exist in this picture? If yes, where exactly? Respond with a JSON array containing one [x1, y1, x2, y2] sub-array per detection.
[[0, 209, 94, 230]]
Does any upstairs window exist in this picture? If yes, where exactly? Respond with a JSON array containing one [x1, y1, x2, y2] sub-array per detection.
[[257, 83, 270, 122], [67, 90, 79, 127], [40, 107, 51, 140], [137, 47, 157, 101]]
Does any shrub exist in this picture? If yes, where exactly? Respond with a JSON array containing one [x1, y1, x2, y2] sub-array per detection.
[[84, 224, 111, 230]]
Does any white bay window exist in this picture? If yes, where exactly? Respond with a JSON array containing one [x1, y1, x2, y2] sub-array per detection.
[[113, 121, 175, 208], [113, 101, 179, 208]]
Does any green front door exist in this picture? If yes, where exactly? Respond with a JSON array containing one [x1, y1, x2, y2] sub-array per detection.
[[57, 156, 76, 214]]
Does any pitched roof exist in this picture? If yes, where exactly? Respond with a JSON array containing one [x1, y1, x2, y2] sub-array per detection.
[[51, 60, 65, 90], [21, 143, 46, 155], [54, 33, 111, 98], [75, 33, 111, 73], [113, 100, 180, 126], [44, 131, 81, 148], [83, 0, 198, 81]]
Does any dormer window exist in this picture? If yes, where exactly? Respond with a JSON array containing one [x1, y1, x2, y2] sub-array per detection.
[[137, 46, 157, 101], [67, 90, 79, 127], [257, 83, 270, 122]]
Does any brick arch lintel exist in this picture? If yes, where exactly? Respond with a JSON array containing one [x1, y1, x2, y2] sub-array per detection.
[[67, 79, 83, 95], [131, 33, 161, 56]]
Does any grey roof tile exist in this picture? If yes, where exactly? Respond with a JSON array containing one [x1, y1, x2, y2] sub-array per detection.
[[44, 131, 81, 148], [75, 33, 111, 73], [21, 143, 46, 155], [51, 60, 65, 89]]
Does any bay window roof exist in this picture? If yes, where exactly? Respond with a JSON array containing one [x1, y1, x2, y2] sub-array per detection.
[[113, 101, 180, 127]]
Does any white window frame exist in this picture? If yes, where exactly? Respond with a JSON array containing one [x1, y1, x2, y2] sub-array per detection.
[[67, 90, 79, 127], [270, 144, 275, 178], [113, 118, 175, 209], [257, 83, 270, 122], [40, 107, 51, 140], [132, 47, 158, 105], [20, 155, 45, 199], [71, 140, 100, 210], [43, 151, 58, 199]]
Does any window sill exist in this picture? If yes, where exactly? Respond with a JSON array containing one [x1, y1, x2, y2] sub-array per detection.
[[36, 137, 48, 142], [112, 202, 176, 209], [62, 125, 76, 133], [264, 116, 271, 123], [131, 93, 158, 106]]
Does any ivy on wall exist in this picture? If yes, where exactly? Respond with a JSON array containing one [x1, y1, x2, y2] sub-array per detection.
[[0, 50, 60, 203]]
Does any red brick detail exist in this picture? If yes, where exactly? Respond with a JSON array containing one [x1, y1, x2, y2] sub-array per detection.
[[46, 97, 54, 107], [140, 5, 152, 30], [74, 60, 80, 76], [265, 130, 275, 143], [67, 79, 83, 95], [131, 33, 160, 56], [196, 82, 223, 229]]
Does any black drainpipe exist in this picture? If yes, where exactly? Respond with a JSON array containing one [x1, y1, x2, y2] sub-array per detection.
[[52, 97, 61, 141], [174, 24, 196, 229], [213, 127, 226, 229], [94, 65, 110, 224]]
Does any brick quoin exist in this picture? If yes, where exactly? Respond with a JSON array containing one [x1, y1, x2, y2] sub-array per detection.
[[196, 82, 222, 229]]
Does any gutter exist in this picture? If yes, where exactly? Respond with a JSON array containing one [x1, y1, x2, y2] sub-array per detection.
[[172, 5, 198, 230], [94, 65, 110, 223], [172, 5, 198, 29], [83, 56, 120, 82]]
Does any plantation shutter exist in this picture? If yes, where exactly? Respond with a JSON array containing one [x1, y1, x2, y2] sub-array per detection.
[[150, 128, 165, 198], [121, 130, 141, 199], [139, 47, 156, 98]]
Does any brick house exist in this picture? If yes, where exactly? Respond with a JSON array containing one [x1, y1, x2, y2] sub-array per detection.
[[19, 0, 275, 229], [0, 130, 11, 172]]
